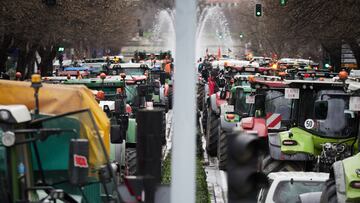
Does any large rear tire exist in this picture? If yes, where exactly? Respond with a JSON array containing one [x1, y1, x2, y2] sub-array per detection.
[[262, 155, 305, 175], [197, 84, 205, 111], [217, 129, 227, 170], [168, 88, 173, 110], [320, 179, 338, 203], [206, 112, 219, 157], [125, 148, 137, 176], [161, 111, 166, 145]]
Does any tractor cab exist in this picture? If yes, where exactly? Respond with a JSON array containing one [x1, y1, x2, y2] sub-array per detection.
[[264, 77, 360, 174]]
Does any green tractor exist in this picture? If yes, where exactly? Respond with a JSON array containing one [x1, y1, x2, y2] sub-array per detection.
[[263, 78, 360, 174], [0, 77, 124, 202], [318, 81, 360, 203], [217, 75, 292, 170]]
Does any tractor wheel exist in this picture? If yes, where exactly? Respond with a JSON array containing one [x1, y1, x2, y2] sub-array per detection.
[[202, 106, 208, 134], [125, 148, 137, 176], [161, 111, 167, 145], [168, 88, 173, 110], [164, 97, 169, 113], [206, 112, 219, 157], [262, 155, 305, 175], [197, 84, 205, 111], [217, 129, 227, 170], [320, 179, 338, 203]]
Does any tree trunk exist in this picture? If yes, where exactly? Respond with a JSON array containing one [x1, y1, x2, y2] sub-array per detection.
[[322, 41, 342, 71], [38, 45, 58, 76], [347, 38, 360, 68], [0, 34, 13, 73]]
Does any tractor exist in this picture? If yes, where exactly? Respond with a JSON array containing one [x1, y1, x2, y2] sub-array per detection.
[[217, 75, 292, 170], [263, 74, 360, 174], [0, 76, 125, 202]]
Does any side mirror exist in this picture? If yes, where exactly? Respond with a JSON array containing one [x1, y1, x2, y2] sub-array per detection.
[[314, 101, 328, 120], [111, 125, 124, 144], [69, 139, 89, 186]]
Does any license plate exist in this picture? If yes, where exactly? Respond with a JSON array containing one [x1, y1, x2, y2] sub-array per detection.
[[221, 104, 234, 113]]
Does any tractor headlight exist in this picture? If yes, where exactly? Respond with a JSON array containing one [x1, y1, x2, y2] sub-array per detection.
[[1, 131, 15, 147], [0, 110, 10, 121]]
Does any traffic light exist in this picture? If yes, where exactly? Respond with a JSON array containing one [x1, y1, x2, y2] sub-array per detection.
[[58, 47, 64, 52], [227, 131, 268, 202], [255, 4, 262, 17], [280, 0, 288, 6]]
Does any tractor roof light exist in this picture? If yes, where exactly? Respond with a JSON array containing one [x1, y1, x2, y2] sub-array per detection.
[[100, 73, 107, 80], [31, 74, 41, 84], [271, 64, 278, 70], [96, 90, 105, 101], [248, 75, 256, 83], [339, 71, 348, 81], [120, 73, 126, 79], [15, 72, 22, 79], [278, 72, 286, 77]]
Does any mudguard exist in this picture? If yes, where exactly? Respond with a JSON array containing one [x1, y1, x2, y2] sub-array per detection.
[[210, 93, 219, 114], [204, 84, 209, 100], [220, 113, 240, 132], [334, 153, 360, 202], [278, 127, 357, 157], [126, 118, 137, 144], [159, 86, 165, 101], [268, 132, 310, 161], [280, 128, 315, 155], [241, 117, 268, 138]]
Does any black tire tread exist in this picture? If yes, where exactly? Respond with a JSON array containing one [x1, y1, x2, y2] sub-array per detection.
[[320, 179, 338, 203], [217, 130, 227, 170], [125, 148, 137, 176], [206, 112, 219, 157]]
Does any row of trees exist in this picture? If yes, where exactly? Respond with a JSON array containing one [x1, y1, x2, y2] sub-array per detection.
[[0, 0, 144, 77], [226, 0, 360, 69]]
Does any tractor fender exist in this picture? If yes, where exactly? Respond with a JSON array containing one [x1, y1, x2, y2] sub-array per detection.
[[268, 132, 310, 161], [332, 161, 347, 203], [210, 93, 219, 115], [204, 84, 209, 100], [279, 128, 315, 155], [163, 83, 169, 97], [220, 114, 238, 132], [335, 153, 360, 202], [159, 86, 165, 101], [242, 117, 267, 138], [126, 118, 137, 144]]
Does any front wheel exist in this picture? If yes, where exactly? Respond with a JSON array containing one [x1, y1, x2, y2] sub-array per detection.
[[320, 179, 338, 203], [206, 112, 219, 157], [217, 130, 227, 170], [125, 148, 137, 176], [262, 155, 305, 175]]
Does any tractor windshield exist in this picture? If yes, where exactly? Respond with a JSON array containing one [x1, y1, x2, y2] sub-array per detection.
[[234, 91, 252, 115], [299, 89, 359, 138], [125, 84, 138, 105], [31, 109, 107, 184], [264, 90, 293, 121]]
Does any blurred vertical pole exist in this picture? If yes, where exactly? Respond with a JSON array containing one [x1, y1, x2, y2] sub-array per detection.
[[171, 0, 196, 202]]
